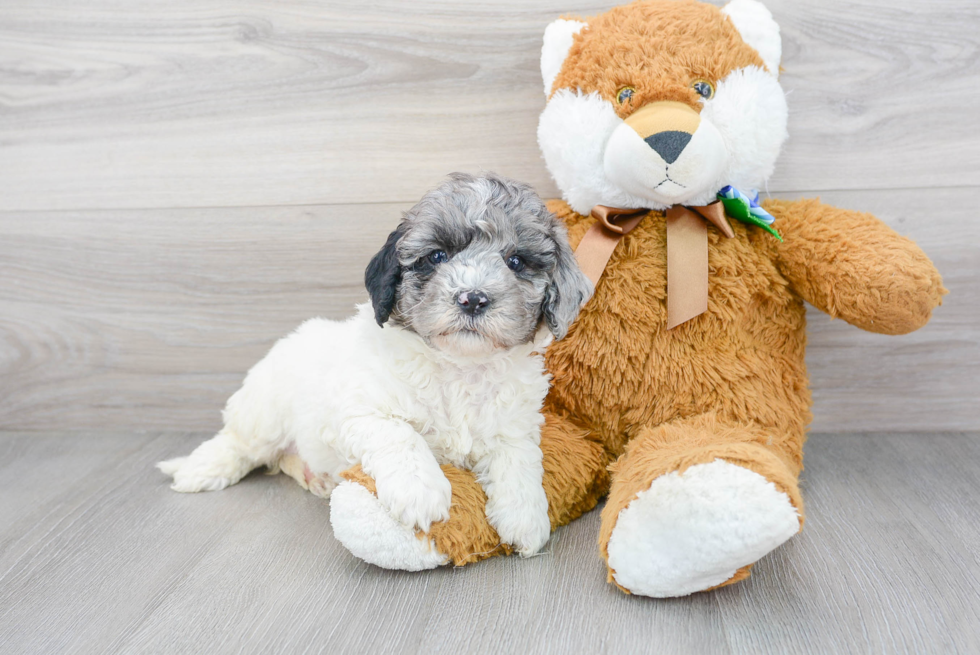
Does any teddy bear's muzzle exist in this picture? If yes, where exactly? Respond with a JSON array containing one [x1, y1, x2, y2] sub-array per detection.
[[625, 101, 701, 163], [603, 100, 725, 208]]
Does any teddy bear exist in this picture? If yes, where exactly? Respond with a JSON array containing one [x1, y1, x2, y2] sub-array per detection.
[[322, 0, 946, 597]]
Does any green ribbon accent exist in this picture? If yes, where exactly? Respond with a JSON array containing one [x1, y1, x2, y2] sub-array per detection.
[[718, 195, 783, 242]]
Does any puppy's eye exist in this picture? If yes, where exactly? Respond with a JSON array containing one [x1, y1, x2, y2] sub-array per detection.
[[506, 254, 525, 272], [691, 79, 714, 100], [616, 86, 635, 105], [427, 250, 449, 265]]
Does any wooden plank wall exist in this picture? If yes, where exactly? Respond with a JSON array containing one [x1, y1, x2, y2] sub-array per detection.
[[1, 0, 977, 433]]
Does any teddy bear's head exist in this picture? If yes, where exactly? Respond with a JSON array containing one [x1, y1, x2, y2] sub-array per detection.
[[538, 0, 787, 214]]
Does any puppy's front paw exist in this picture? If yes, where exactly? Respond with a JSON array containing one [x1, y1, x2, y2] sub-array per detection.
[[376, 467, 452, 532], [489, 497, 551, 558]]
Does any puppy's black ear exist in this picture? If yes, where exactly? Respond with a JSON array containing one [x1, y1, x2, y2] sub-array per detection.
[[544, 223, 593, 340], [365, 223, 407, 326]]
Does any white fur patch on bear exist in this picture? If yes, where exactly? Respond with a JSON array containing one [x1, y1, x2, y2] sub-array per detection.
[[606, 459, 800, 598], [538, 90, 654, 215], [603, 116, 727, 208], [541, 19, 587, 96], [722, 0, 782, 75], [329, 480, 449, 571], [700, 65, 788, 194]]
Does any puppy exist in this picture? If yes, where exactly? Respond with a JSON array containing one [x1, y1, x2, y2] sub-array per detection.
[[158, 172, 592, 556]]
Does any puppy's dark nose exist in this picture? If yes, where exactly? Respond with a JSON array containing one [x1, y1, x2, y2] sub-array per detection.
[[644, 130, 692, 164], [456, 290, 490, 315]]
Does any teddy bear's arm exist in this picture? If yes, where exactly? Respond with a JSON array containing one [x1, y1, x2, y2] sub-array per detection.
[[762, 198, 946, 335]]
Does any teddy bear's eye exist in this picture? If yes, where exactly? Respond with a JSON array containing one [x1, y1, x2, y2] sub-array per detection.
[[691, 79, 715, 100], [616, 86, 636, 104]]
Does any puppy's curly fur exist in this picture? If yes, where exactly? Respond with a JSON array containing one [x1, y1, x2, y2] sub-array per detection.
[[158, 172, 592, 558]]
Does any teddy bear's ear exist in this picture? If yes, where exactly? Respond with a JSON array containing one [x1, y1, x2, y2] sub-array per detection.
[[541, 19, 587, 97], [722, 0, 781, 76]]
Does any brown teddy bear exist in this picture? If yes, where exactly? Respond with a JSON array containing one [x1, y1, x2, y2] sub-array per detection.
[[325, 0, 946, 597]]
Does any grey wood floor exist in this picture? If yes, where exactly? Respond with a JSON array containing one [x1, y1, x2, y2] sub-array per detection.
[[1, 431, 978, 655]]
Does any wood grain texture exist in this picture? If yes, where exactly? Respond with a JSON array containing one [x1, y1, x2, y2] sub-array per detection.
[[1, 0, 978, 211], [0, 431, 978, 654], [1, 187, 976, 433]]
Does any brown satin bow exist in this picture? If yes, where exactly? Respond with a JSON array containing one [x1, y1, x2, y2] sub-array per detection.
[[574, 203, 735, 329]]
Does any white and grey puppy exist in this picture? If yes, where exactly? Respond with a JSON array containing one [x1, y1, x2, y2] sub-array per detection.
[[158, 172, 592, 556]]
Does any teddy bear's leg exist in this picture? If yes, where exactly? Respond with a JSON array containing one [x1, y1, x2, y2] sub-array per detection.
[[329, 411, 609, 570], [598, 413, 804, 598]]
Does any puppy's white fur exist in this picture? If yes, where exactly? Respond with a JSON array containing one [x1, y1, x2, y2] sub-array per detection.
[[158, 304, 553, 556]]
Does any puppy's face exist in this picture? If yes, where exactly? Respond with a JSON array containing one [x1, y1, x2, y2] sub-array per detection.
[[365, 173, 593, 357]]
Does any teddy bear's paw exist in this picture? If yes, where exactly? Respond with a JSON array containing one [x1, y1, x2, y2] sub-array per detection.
[[329, 480, 449, 571], [606, 459, 800, 598]]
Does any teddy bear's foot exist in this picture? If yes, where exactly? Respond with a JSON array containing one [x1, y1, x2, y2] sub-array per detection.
[[605, 459, 799, 597], [330, 480, 449, 571]]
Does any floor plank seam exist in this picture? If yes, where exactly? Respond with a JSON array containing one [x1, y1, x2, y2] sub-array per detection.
[[3, 184, 979, 216]]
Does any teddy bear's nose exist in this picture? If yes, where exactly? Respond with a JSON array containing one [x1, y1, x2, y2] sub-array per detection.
[[624, 101, 701, 165], [644, 131, 692, 164]]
